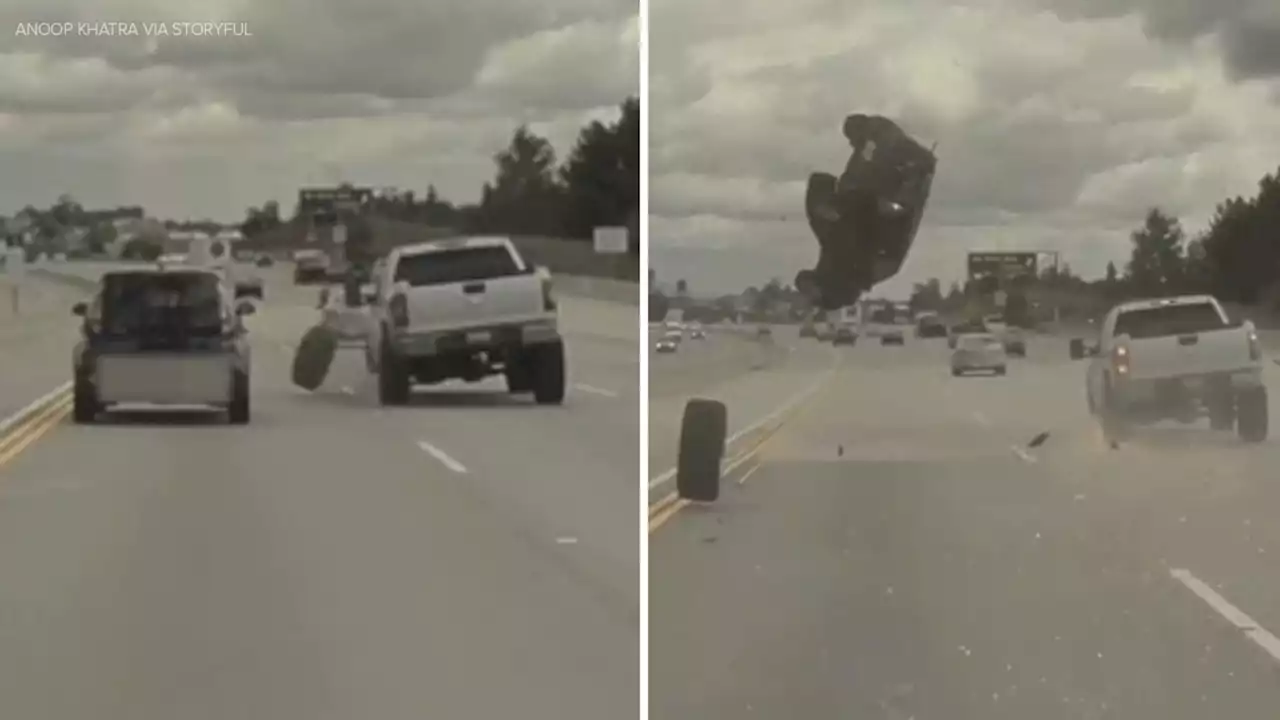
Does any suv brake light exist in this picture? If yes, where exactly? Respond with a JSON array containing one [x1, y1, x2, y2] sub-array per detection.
[[1112, 344, 1129, 375], [389, 293, 409, 328]]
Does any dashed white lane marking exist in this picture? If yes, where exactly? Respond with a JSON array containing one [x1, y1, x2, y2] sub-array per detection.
[[1171, 568, 1280, 663], [573, 383, 617, 398], [415, 440, 468, 474], [555, 537, 578, 545], [971, 411, 991, 427], [340, 386, 355, 395]]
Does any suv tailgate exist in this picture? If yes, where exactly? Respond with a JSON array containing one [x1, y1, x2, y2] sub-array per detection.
[[395, 244, 544, 332]]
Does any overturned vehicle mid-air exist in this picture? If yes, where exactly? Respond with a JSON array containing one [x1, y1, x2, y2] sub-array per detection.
[[796, 114, 938, 310]]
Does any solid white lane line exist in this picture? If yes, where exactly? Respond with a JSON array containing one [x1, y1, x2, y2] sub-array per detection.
[[574, 383, 618, 397], [416, 440, 468, 474], [1171, 568, 1280, 662]]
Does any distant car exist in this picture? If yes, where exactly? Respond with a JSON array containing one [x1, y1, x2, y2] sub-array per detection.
[[1003, 327, 1026, 356], [799, 321, 817, 338], [655, 330, 680, 353], [948, 320, 987, 349], [756, 325, 773, 338], [880, 329, 905, 345], [916, 316, 948, 338], [951, 333, 1007, 376], [690, 328, 706, 339], [255, 255, 274, 268], [833, 326, 857, 346]]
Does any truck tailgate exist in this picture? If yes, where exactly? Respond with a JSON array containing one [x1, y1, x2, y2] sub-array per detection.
[[405, 274, 545, 333], [1127, 327, 1250, 380]]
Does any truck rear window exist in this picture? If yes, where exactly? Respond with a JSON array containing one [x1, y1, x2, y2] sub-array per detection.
[[1114, 303, 1227, 339], [393, 246, 522, 287]]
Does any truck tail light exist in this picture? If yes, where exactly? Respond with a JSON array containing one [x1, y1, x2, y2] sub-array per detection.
[[541, 277, 557, 311], [1248, 329, 1261, 361], [389, 293, 409, 328], [1112, 344, 1129, 375]]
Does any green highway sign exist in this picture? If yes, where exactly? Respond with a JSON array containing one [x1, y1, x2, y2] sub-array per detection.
[[967, 251, 1037, 279]]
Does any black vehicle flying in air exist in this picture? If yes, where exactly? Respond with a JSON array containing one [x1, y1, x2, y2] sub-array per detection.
[[797, 114, 938, 310]]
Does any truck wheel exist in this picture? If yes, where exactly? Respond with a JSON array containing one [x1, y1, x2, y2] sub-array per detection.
[[531, 341, 566, 405], [378, 336, 411, 406], [1100, 378, 1130, 445], [72, 370, 98, 424], [676, 398, 728, 503], [504, 354, 534, 394], [1069, 338, 1084, 360], [1237, 386, 1268, 443], [228, 369, 250, 424], [1208, 389, 1236, 430]]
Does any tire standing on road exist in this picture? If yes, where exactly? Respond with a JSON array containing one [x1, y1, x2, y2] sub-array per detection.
[[676, 398, 728, 502]]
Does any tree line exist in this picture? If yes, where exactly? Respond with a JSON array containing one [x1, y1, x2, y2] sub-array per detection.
[[242, 96, 639, 256], [907, 165, 1280, 321]]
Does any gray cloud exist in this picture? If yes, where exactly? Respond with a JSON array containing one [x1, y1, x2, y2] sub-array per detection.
[[1036, 0, 1280, 82], [649, 0, 1280, 295], [0, 0, 638, 219]]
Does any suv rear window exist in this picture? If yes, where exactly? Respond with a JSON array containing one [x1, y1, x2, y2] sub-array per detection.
[[99, 272, 223, 335], [393, 246, 521, 287], [1114, 303, 1226, 339]]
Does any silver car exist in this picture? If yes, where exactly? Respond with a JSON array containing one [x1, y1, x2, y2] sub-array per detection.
[[950, 333, 1007, 376]]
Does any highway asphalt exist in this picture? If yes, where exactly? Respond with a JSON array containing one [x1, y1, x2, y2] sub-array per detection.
[[646, 327, 830, 505], [0, 263, 639, 719], [651, 329, 1280, 719]]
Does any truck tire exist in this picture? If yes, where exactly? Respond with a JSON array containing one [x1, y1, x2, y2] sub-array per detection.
[[378, 335, 411, 406], [505, 354, 534, 394], [1237, 386, 1268, 443], [1100, 378, 1130, 445], [228, 369, 250, 424], [72, 369, 98, 424], [531, 341, 566, 405], [1208, 388, 1236, 430], [676, 398, 728, 502], [291, 325, 338, 391], [1069, 338, 1084, 360]]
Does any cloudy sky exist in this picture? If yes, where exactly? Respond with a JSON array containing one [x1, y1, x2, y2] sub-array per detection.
[[0, 0, 637, 222], [650, 0, 1280, 297]]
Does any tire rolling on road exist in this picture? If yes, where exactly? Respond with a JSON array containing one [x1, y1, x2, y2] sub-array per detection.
[[292, 324, 339, 391], [676, 398, 728, 502]]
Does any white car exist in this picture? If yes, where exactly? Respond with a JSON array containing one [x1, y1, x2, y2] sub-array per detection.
[[655, 330, 681, 353], [951, 333, 1007, 376]]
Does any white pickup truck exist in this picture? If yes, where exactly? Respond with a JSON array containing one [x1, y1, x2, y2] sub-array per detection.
[[1085, 295, 1267, 443], [365, 236, 565, 405]]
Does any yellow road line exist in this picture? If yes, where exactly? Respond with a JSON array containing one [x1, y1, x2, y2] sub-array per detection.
[[0, 393, 71, 467], [648, 380, 831, 533]]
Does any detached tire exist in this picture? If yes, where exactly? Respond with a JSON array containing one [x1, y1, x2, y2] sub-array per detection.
[[292, 325, 338, 391], [228, 369, 250, 424], [1069, 338, 1084, 360], [72, 369, 98, 424], [378, 333, 411, 406], [676, 398, 728, 502], [1237, 386, 1268, 443], [531, 341, 566, 405]]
